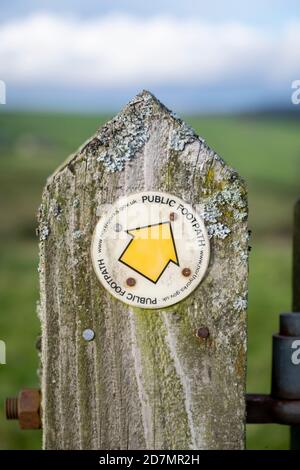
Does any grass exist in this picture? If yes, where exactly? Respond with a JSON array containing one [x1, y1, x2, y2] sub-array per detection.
[[0, 110, 299, 449]]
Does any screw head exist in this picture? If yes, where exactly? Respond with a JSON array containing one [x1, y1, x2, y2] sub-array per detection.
[[169, 212, 177, 221], [182, 268, 191, 277], [196, 327, 210, 339], [126, 277, 136, 287], [82, 328, 95, 342]]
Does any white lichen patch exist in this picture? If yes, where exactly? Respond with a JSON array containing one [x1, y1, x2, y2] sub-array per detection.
[[82, 90, 207, 172], [207, 223, 231, 239], [39, 224, 50, 241], [73, 230, 82, 240], [169, 121, 200, 151], [213, 153, 225, 165], [232, 239, 249, 263], [73, 198, 80, 208], [233, 210, 247, 221], [49, 200, 62, 219], [233, 294, 248, 312], [201, 205, 222, 224], [93, 91, 155, 172], [201, 179, 247, 239]]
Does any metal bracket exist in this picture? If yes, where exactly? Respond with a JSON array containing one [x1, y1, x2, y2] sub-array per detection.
[[246, 200, 300, 450], [246, 394, 300, 425]]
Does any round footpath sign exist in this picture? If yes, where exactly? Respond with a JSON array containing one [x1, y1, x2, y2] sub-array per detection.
[[91, 191, 210, 309]]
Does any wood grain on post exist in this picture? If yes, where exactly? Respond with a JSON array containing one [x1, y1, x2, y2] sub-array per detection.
[[38, 91, 248, 450]]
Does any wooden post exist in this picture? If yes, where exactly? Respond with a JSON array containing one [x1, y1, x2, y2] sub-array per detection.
[[38, 91, 248, 450]]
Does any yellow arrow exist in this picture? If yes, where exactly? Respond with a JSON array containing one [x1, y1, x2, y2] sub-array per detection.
[[119, 222, 179, 283]]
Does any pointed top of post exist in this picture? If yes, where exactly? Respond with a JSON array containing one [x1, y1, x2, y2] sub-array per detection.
[[51, 90, 204, 178]]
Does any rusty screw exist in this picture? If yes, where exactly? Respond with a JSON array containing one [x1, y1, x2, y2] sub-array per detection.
[[169, 212, 177, 221], [126, 277, 136, 287], [196, 327, 210, 339], [6, 389, 41, 430], [182, 268, 191, 277]]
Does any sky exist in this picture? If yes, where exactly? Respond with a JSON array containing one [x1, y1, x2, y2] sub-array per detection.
[[0, 0, 300, 113]]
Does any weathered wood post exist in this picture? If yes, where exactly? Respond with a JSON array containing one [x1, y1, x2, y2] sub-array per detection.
[[38, 91, 248, 450]]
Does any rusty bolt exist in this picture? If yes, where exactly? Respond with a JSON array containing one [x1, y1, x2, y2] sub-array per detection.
[[196, 327, 210, 339], [182, 268, 191, 277], [126, 277, 136, 287], [6, 397, 18, 420], [6, 389, 41, 430], [169, 212, 177, 221]]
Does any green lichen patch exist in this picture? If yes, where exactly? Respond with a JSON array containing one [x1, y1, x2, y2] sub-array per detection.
[[132, 307, 193, 448], [201, 179, 247, 240]]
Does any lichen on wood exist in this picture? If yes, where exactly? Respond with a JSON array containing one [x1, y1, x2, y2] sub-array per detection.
[[38, 90, 248, 450]]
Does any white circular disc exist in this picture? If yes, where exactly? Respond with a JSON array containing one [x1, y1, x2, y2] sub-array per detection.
[[91, 191, 210, 309]]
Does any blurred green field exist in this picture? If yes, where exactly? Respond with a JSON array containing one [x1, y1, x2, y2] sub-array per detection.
[[0, 110, 299, 449]]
